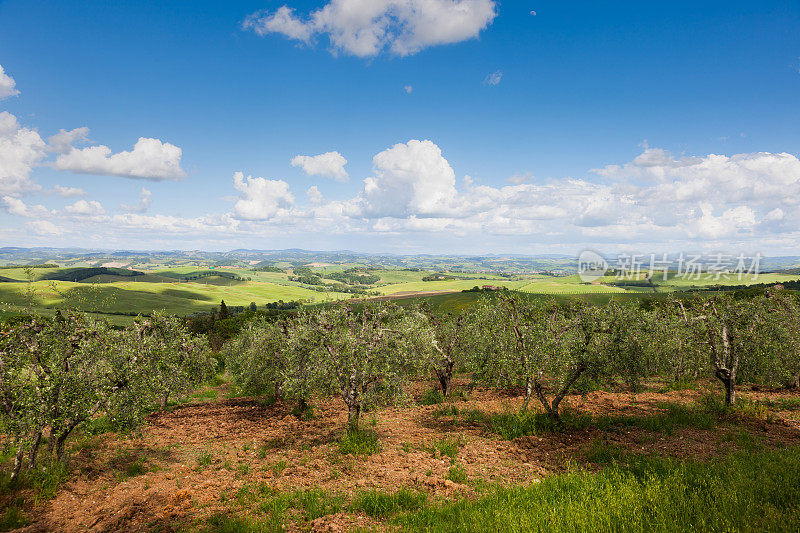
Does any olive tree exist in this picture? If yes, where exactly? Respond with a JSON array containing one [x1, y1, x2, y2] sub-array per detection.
[[470, 294, 569, 414], [416, 305, 465, 396], [302, 302, 427, 431], [0, 313, 122, 480], [224, 317, 289, 400], [676, 293, 772, 406], [125, 312, 215, 410]]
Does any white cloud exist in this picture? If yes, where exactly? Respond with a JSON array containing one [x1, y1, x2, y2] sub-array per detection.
[[120, 187, 153, 213], [484, 70, 502, 85], [47, 127, 91, 154], [291, 151, 349, 181], [232, 171, 294, 220], [307, 185, 324, 204], [360, 139, 458, 217], [2, 195, 50, 218], [26, 220, 62, 236], [404, 85, 413, 94], [0, 65, 19, 100], [244, 0, 497, 58], [54, 137, 186, 180], [53, 185, 87, 197], [63, 199, 105, 216], [507, 172, 533, 184], [0, 112, 47, 196]]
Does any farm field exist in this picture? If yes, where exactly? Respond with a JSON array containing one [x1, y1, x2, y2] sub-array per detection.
[[5, 376, 800, 532], [2, 263, 798, 324]]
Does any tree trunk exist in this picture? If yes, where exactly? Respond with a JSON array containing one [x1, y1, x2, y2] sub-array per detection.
[[716, 369, 736, 406], [347, 403, 361, 432], [160, 391, 169, 410], [27, 431, 42, 470], [10, 439, 25, 483], [793, 368, 800, 389], [436, 360, 454, 396], [724, 378, 736, 406], [522, 377, 533, 411]]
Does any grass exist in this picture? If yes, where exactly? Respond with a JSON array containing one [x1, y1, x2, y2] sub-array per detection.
[[420, 388, 445, 405], [432, 399, 723, 440], [195, 446, 800, 532], [338, 429, 381, 456], [399, 446, 800, 532], [197, 450, 214, 467], [422, 436, 466, 461], [447, 464, 468, 484]]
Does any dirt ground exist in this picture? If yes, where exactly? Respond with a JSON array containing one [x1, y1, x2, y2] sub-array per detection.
[[12, 380, 800, 532]]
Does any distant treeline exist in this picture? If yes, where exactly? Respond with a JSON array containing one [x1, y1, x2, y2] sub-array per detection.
[[251, 266, 285, 273], [0, 264, 59, 269], [181, 271, 251, 282], [43, 267, 144, 282]]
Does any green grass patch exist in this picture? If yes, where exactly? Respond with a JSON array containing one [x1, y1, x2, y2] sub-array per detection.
[[400, 446, 800, 532], [338, 429, 381, 456], [422, 435, 466, 460], [350, 488, 428, 518], [447, 464, 468, 484], [433, 399, 723, 440], [421, 388, 445, 406]]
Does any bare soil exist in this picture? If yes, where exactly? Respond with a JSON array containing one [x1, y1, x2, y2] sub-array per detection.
[[12, 381, 800, 532]]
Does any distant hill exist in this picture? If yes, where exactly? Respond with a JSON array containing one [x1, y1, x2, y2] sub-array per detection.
[[42, 267, 145, 282]]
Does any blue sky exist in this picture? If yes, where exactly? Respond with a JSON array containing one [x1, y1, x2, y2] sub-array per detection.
[[0, 0, 799, 254]]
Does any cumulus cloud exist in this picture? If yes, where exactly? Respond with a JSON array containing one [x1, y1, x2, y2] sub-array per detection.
[[360, 139, 458, 217], [291, 151, 349, 181], [0, 111, 47, 195], [232, 171, 294, 220], [47, 127, 91, 154], [54, 137, 186, 180], [27, 220, 62, 236], [484, 70, 502, 85], [0, 65, 20, 100], [63, 199, 105, 216], [53, 185, 87, 197], [306, 185, 324, 204], [2, 195, 50, 218], [243, 0, 497, 58], [120, 187, 153, 213]]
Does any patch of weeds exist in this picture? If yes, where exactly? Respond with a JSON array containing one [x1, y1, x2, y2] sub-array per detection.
[[270, 460, 288, 477], [197, 450, 214, 467], [350, 488, 427, 518], [421, 388, 445, 406], [192, 388, 219, 401], [447, 463, 468, 484], [431, 405, 460, 418], [761, 396, 800, 411], [0, 503, 28, 531], [238, 463, 251, 476], [723, 429, 764, 453], [338, 429, 380, 456], [123, 458, 147, 478], [584, 439, 630, 464], [422, 435, 465, 461]]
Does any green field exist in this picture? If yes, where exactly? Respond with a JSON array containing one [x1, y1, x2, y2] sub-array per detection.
[[1, 263, 795, 324]]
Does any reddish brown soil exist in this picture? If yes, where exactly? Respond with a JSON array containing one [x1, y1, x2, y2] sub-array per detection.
[[12, 381, 800, 533]]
